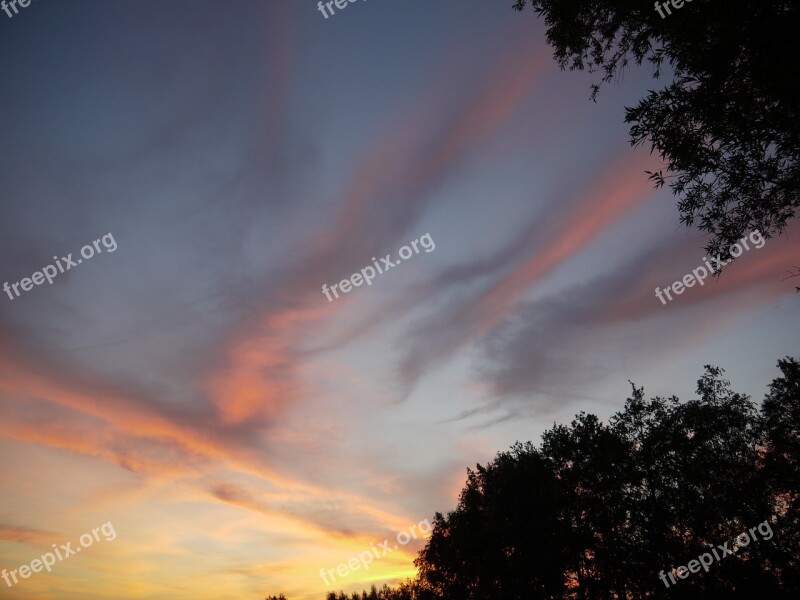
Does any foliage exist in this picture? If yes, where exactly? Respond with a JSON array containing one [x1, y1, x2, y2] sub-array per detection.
[[512, 0, 800, 261]]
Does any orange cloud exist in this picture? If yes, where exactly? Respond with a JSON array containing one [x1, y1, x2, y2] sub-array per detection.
[[0, 523, 59, 545], [469, 151, 659, 335], [207, 305, 327, 425]]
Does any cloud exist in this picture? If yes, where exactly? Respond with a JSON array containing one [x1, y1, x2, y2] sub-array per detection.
[[475, 226, 799, 411], [194, 31, 556, 433], [0, 523, 60, 545], [395, 150, 660, 390]]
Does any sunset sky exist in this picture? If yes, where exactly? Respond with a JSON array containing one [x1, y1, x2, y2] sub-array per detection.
[[0, 1, 798, 598]]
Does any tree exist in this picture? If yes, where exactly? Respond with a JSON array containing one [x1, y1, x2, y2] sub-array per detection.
[[412, 360, 798, 598], [780, 266, 800, 293], [415, 443, 574, 599], [513, 0, 800, 261], [760, 357, 800, 595], [539, 412, 635, 599], [321, 581, 432, 600], [608, 367, 773, 598]]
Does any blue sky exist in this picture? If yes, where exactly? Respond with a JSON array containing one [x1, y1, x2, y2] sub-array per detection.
[[0, 1, 798, 598]]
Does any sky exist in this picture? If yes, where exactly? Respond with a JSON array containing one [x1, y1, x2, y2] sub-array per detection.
[[0, 1, 798, 598]]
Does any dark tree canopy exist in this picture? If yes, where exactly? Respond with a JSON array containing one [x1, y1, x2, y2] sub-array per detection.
[[513, 0, 800, 261], [321, 583, 433, 600], [416, 443, 570, 598], [410, 359, 800, 599], [268, 358, 800, 599]]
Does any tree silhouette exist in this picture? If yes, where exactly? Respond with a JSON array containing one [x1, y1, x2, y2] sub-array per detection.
[[761, 357, 800, 590], [416, 443, 569, 599], [412, 360, 799, 598], [513, 0, 800, 261], [322, 583, 430, 600], [779, 266, 800, 293], [268, 358, 799, 599]]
